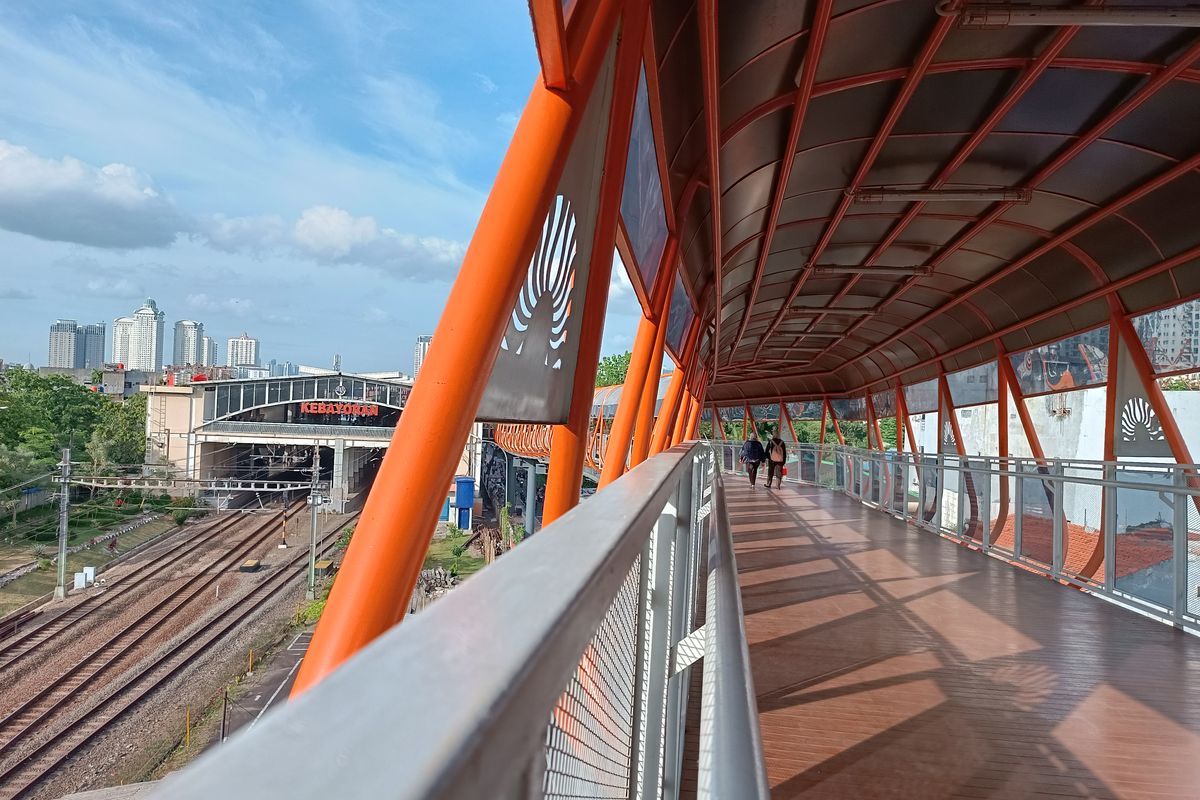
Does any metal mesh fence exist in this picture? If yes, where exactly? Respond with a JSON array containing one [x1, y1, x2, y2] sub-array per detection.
[[543, 555, 643, 798], [1188, 494, 1199, 621], [1062, 464, 1104, 580], [1113, 470, 1174, 610], [1018, 465, 1054, 566]]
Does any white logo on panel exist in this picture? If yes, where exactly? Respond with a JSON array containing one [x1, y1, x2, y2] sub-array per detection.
[[500, 194, 577, 369], [1120, 397, 1165, 444]]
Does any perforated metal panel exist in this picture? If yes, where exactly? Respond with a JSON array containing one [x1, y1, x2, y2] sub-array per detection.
[[543, 556, 642, 798]]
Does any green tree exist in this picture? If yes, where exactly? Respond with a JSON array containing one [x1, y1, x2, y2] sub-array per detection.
[[878, 417, 899, 449], [594, 351, 632, 387], [0, 368, 106, 454], [91, 393, 147, 466], [0, 444, 42, 487]]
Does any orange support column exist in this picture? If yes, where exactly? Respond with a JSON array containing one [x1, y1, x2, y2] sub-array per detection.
[[819, 399, 828, 446], [292, 0, 624, 696], [650, 369, 685, 453], [631, 321, 669, 465], [993, 355, 1010, 545], [670, 380, 694, 446], [543, 2, 650, 525], [598, 311, 660, 485]]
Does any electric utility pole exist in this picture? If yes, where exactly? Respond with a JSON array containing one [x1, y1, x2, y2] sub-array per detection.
[[307, 445, 323, 600], [54, 448, 70, 600]]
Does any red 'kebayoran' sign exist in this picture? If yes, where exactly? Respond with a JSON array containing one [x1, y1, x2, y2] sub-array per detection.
[[300, 401, 380, 417]]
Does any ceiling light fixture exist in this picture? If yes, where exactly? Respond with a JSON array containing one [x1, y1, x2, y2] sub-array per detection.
[[811, 265, 933, 276], [939, 2, 1200, 28], [850, 186, 1031, 203], [788, 307, 878, 318]]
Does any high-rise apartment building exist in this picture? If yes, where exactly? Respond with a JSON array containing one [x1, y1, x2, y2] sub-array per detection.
[[79, 323, 105, 368], [173, 320, 205, 366], [49, 320, 107, 369], [201, 336, 218, 367], [414, 335, 433, 377], [112, 317, 134, 367], [48, 320, 79, 368], [114, 298, 166, 371], [226, 333, 260, 367]]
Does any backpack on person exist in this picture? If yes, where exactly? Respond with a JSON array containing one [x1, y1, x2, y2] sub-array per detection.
[[768, 440, 785, 463]]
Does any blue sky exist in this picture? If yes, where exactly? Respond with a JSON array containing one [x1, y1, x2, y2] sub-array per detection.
[[0, 1, 641, 372]]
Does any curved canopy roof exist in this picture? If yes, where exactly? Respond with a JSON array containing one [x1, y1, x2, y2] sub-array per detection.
[[646, 0, 1200, 403]]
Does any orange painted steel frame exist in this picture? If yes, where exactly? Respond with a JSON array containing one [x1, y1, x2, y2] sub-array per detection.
[[631, 320, 670, 465], [292, 0, 626, 697], [992, 354, 1010, 546], [542, 2, 650, 525], [528, 0, 570, 90]]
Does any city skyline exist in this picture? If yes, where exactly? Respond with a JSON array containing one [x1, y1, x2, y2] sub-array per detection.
[[0, 2, 642, 375]]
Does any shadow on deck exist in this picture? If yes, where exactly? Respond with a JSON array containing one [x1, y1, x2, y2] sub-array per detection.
[[725, 481, 1200, 799]]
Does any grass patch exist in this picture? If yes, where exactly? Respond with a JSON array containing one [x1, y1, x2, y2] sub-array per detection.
[[422, 531, 485, 578]]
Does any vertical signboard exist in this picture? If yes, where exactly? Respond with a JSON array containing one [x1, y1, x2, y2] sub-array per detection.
[[477, 38, 619, 422], [1113, 334, 1171, 458]]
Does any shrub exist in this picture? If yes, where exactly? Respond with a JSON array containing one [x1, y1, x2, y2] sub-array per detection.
[[172, 509, 192, 526], [336, 526, 354, 549], [36, 557, 53, 571]]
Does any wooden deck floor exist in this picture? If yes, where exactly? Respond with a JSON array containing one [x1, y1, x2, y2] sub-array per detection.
[[727, 481, 1200, 799]]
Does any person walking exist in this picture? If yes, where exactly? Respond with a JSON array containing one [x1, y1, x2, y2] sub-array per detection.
[[765, 435, 787, 489], [739, 432, 767, 489]]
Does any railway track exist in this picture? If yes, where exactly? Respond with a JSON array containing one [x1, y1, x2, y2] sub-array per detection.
[[0, 501, 304, 761], [0, 511, 358, 800], [0, 506, 291, 672]]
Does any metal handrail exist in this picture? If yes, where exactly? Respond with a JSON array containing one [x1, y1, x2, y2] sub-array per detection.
[[150, 441, 768, 799], [702, 469, 770, 799]]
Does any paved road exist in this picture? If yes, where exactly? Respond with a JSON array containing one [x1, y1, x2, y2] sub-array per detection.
[[220, 630, 311, 741]]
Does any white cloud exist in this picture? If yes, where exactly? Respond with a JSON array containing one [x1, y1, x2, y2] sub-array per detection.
[[496, 111, 519, 132], [291, 205, 464, 278], [0, 287, 33, 300], [0, 140, 187, 248], [364, 307, 391, 323], [83, 277, 142, 298], [474, 72, 497, 93], [203, 213, 288, 252], [360, 73, 471, 163]]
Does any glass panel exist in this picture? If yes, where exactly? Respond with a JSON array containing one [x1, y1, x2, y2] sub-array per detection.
[[297, 379, 315, 400], [904, 379, 939, 414], [946, 361, 998, 407], [829, 397, 867, 421], [269, 381, 283, 404], [785, 400, 823, 420], [871, 389, 896, 418], [1009, 326, 1109, 395], [663, 274, 695, 356], [253, 382, 266, 408], [216, 386, 230, 419], [1132, 297, 1200, 374], [203, 387, 215, 421], [620, 66, 669, 295], [1062, 462, 1104, 579], [1114, 468, 1175, 608]]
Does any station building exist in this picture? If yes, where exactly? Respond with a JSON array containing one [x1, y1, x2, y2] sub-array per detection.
[[143, 372, 481, 513]]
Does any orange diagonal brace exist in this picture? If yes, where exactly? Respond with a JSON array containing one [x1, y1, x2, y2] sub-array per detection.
[[292, 0, 623, 697], [543, 0, 650, 524]]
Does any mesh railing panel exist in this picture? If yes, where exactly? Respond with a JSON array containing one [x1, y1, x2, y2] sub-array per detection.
[[1113, 470, 1174, 610], [1018, 466, 1054, 566], [543, 555, 643, 798], [1062, 464, 1104, 579], [1188, 496, 1199, 621]]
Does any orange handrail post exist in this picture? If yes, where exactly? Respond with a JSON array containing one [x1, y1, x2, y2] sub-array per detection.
[[291, 0, 624, 697], [543, 0, 650, 524]]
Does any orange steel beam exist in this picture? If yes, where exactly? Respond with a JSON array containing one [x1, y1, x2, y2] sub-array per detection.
[[819, 399, 828, 446], [528, 0, 570, 90], [670, 383, 693, 447], [291, 0, 623, 697], [728, 0, 833, 359], [992, 354, 1010, 546], [651, 370, 685, 455], [1078, 326, 1121, 577], [698, 0, 723, 380], [543, 1, 650, 524], [866, 392, 884, 452], [753, 14, 956, 361], [828, 401, 845, 446], [780, 400, 800, 443], [598, 311, 658, 485], [632, 320, 670, 465]]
